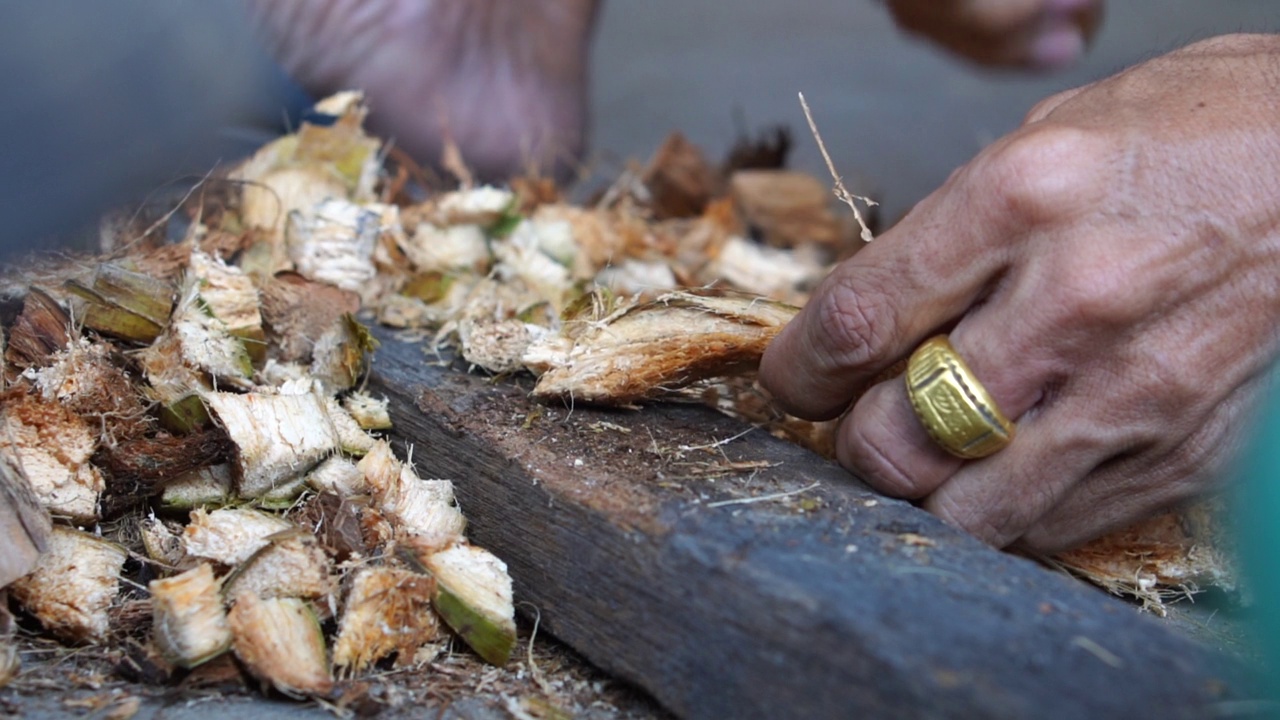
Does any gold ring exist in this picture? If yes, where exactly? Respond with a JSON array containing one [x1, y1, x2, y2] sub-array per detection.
[[905, 335, 1014, 459]]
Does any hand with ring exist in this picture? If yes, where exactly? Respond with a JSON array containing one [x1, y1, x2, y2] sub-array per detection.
[[759, 34, 1280, 553]]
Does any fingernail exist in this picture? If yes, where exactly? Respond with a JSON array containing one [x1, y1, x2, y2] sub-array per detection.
[[1030, 25, 1085, 70]]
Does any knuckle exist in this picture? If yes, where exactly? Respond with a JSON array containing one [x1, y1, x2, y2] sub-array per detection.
[[977, 125, 1105, 225], [839, 410, 927, 499], [811, 272, 899, 372], [1022, 87, 1080, 124], [1154, 397, 1242, 486], [931, 491, 1019, 547], [930, 479, 1048, 548], [1023, 96, 1060, 124], [1047, 259, 1143, 330], [1140, 353, 1201, 411]]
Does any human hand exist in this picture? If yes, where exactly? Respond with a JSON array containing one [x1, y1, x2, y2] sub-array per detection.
[[885, 0, 1104, 70], [760, 34, 1280, 552], [246, 0, 599, 181]]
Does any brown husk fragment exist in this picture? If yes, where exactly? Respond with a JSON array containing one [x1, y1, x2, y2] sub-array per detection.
[[4, 287, 72, 379], [95, 429, 235, 510], [0, 391, 104, 523], [28, 338, 151, 443], [258, 272, 361, 364], [729, 169, 848, 249], [641, 132, 718, 220], [523, 290, 798, 405], [332, 565, 441, 674], [290, 492, 369, 562], [1045, 500, 1238, 615]]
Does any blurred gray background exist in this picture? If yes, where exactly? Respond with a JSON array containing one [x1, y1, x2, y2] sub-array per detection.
[[591, 1, 1280, 220]]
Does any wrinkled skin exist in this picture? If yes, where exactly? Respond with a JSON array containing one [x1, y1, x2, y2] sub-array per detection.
[[247, 0, 599, 181], [886, 0, 1104, 70], [760, 34, 1280, 552]]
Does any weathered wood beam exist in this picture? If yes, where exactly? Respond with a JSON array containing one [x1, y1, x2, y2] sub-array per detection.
[[368, 326, 1251, 719]]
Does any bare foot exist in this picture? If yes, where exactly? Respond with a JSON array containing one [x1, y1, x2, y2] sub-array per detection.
[[248, 0, 599, 181]]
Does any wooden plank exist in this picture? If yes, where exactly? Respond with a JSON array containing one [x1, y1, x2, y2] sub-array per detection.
[[368, 326, 1251, 719]]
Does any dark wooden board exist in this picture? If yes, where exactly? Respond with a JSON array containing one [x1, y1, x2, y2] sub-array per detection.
[[368, 326, 1254, 719]]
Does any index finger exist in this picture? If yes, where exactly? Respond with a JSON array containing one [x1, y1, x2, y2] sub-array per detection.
[[758, 170, 1013, 420]]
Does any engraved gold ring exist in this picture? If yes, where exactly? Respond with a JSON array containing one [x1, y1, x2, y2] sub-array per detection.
[[905, 335, 1014, 459]]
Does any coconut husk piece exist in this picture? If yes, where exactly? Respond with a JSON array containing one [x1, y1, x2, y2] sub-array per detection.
[[158, 464, 235, 513], [641, 132, 718, 220], [64, 262, 174, 344], [228, 594, 333, 698], [0, 450, 52, 589], [3, 287, 71, 380], [8, 526, 127, 643], [332, 565, 442, 674], [0, 390, 105, 524], [222, 529, 334, 607], [290, 491, 370, 563], [729, 169, 849, 250], [258, 272, 361, 364], [202, 388, 340, 499], [149, 563, 232, 669], [1045, 500, 1237, 615], [523, 290, 798, 405], [95, 429, 235, 519], [402, 541, 516, 667], [28, 337, 152, 442], [182, 507, 295, 567]]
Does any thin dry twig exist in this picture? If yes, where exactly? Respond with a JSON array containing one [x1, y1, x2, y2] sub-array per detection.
[[677, 426, 756, 453], [705, 481, 820, 509], [798, 92, 876, 242]]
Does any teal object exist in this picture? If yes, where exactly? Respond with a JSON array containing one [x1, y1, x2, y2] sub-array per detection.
[[1238, 383, 1280, 706]]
